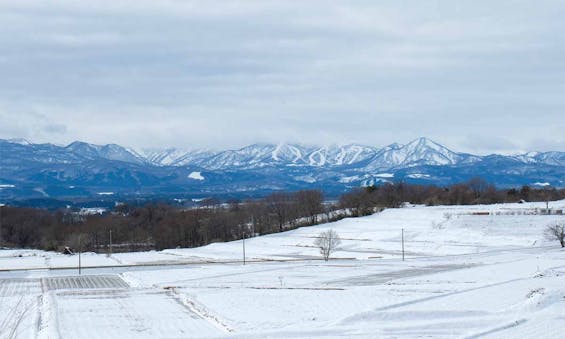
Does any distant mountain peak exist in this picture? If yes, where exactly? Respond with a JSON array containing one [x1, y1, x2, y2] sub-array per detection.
[[7, 138, 32, 145], [405, 137, 450, 150], [66, 141, 101, 151], [63, 141, 145, 164]]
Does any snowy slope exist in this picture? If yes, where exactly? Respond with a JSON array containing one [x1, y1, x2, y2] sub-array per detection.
[[2, 200, 565, 338]]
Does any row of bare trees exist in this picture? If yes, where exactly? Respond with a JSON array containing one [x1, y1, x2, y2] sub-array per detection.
[[0, 189, 328, 251], [1, 180, 563, 252], [338, 179, 565, 216]]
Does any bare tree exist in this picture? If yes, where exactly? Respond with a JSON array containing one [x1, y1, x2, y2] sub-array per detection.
[[296, 190, 324, 224], [468, 177, 488, 200], [314, 229, 341, 261], [545, 222, 565, 248], [339, 187, 373, 217], [265, 192, 296, 232]]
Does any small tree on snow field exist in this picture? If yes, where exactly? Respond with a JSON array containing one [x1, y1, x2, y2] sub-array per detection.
[[545, 223, 565, 248], [314, 229, 341, 261]]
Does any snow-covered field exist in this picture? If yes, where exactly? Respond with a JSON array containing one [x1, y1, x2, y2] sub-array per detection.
[[1, 200, 564, 338]]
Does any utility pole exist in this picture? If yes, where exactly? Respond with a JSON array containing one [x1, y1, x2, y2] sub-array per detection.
[[544, 185, 551, 214], [78, 234, 82, 275], [109, 229, 113, 256], [0, 205, 3, 248], [401, 228, 405, 261], [242, 230, 246, 265]]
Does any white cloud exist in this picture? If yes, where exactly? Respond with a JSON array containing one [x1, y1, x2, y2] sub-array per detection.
[[0, 0, 563, 152]]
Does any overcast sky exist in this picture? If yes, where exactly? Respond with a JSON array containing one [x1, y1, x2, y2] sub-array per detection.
[[0, 0, 564, 154]]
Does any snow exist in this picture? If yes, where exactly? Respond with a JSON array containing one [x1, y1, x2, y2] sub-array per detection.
[[339, 175, 360, 183], [137, 147, 188, 166], [347, 145, 364, 164], [308, 148, 327, 166], [339, 173, 394, 184], [272, 143, 282, 161], [0, 278, 40, 338], [78, 207, 106, 215], [406, 173, 430, 179], [293, 175, 317, 183], [288, 145, 304, 163], [188, 171, 205, 180], [335, 145, 369, 165], [362, 178, 390, 186], [1, 200, 565, 338], [33, 188, 48, 197], [55, 288, 220, 338]]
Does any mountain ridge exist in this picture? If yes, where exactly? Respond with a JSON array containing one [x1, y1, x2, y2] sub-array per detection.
[[1, 137, 563, 200], [3, 137, 562, 169]]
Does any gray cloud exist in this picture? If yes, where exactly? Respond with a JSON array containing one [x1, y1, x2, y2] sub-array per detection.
[[0, 0, 563, 153]]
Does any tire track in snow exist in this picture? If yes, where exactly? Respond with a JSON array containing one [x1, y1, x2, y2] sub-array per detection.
[[328, 264, 473, 287], [37, 291, 60, 339], [160, 263, 307, 286], [370, 260, 565, 314], [167, 288, 234, 333], [464, 318, 528, 338], [373, 277, 527, 312], [340, 276, 529, 327]]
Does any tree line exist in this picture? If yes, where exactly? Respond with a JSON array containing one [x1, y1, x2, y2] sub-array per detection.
[[1, 179, 563, 252], [339, 178, 564, 216]]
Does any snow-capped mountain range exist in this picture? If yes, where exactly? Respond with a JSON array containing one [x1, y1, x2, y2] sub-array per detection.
[[1, 137, 563, 200], [138, 137, 562, 171]]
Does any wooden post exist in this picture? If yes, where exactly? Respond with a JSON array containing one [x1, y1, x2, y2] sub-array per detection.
[[242, 231, 246, 265]]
